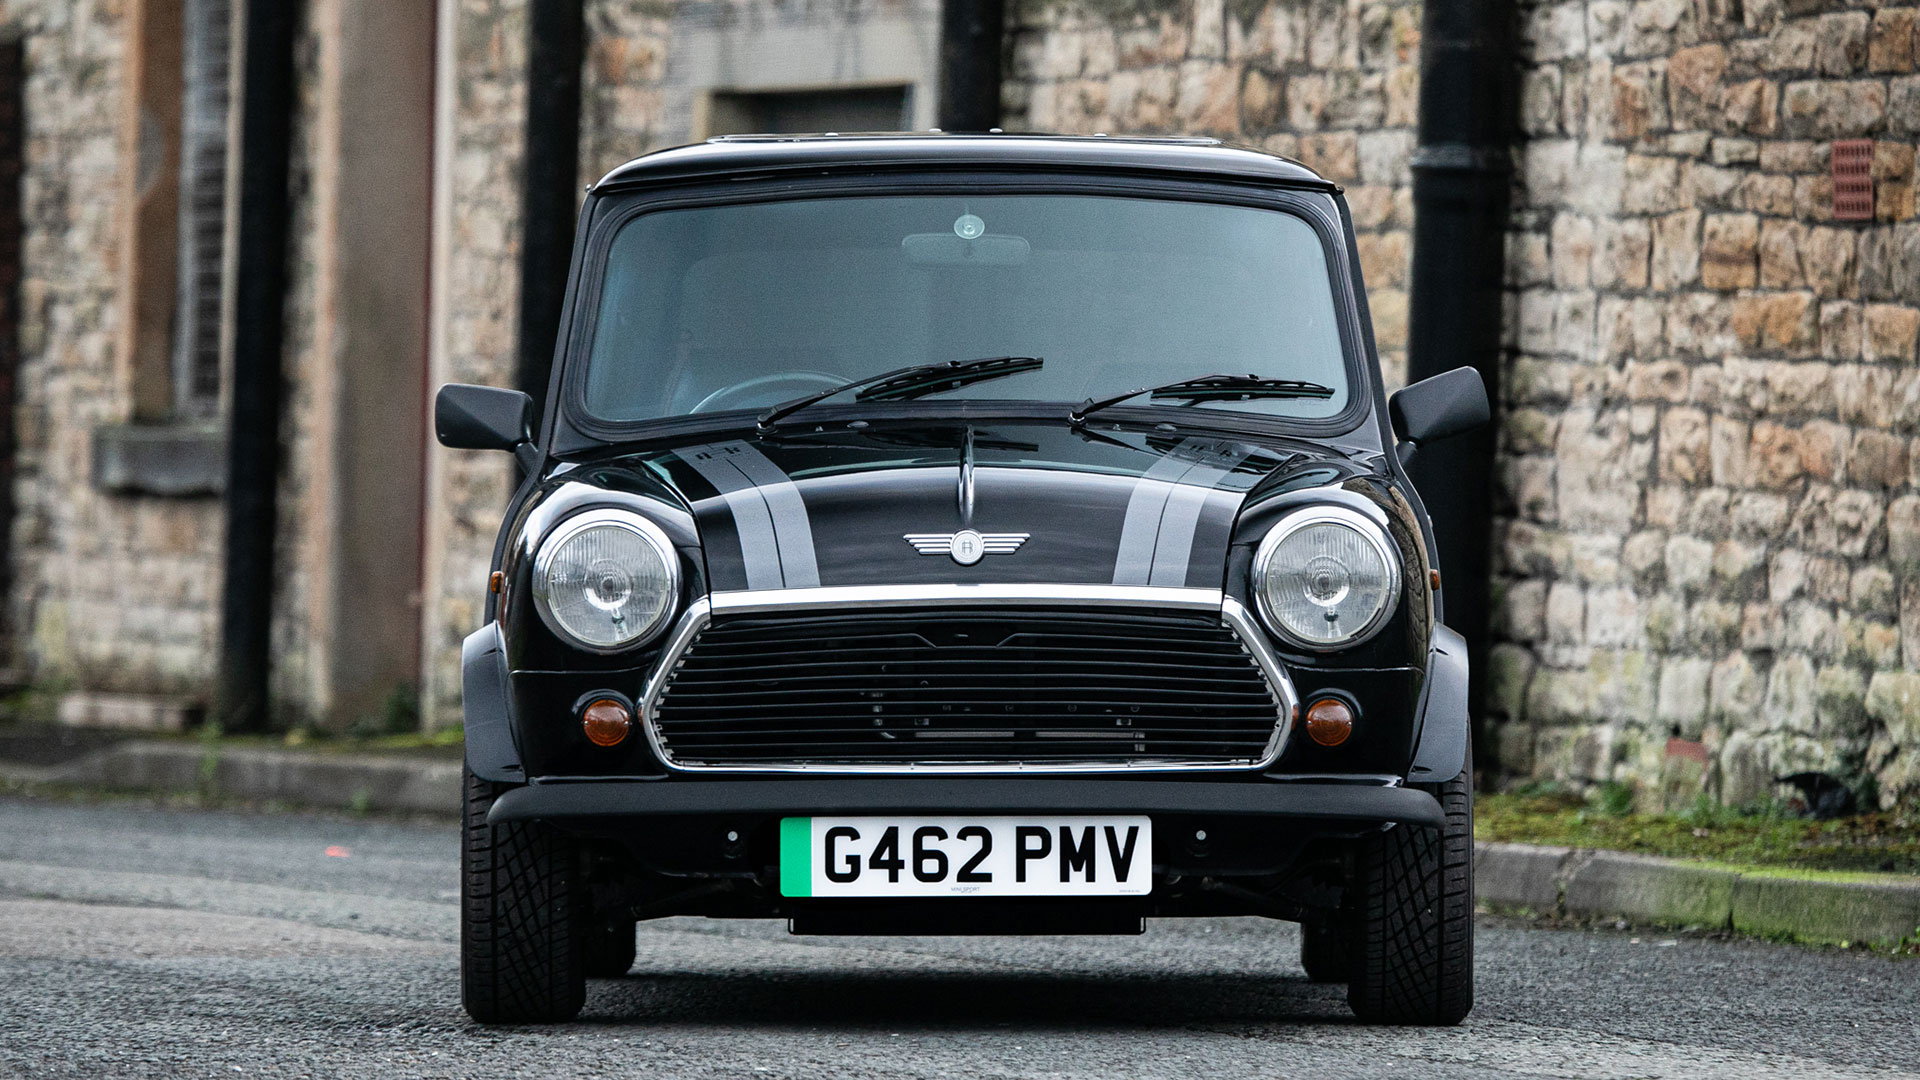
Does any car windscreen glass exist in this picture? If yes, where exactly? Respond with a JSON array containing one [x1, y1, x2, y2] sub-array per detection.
[[581, 193, 1350, 423]]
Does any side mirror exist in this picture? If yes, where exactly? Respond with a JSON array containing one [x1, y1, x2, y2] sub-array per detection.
[[436, 384, 533, 451], [1388, 367, 1489, 457]]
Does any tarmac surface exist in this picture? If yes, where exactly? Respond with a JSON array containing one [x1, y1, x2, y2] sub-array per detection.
[[0, 795, 1913, 1079]]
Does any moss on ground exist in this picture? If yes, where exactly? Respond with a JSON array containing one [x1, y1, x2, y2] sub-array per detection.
[[1477, 790, 1920, 876]]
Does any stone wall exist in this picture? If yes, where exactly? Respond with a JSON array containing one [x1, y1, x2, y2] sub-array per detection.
[[1488, 0, 1920, 809], [1004, 0, 1421, 387], [3, 0, 227, 698]]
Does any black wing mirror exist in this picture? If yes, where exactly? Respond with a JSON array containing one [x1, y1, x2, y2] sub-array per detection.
[[435, 383, 533, 451], [1387, 367, 1489, 464]]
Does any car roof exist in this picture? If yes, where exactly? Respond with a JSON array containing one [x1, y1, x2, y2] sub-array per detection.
[[591, 133, 1335, 192]]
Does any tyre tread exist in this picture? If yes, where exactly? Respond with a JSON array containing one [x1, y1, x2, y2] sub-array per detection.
[[461, 767, 587, 1023]]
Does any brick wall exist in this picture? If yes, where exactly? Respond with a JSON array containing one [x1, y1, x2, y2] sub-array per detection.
[[1490, 0, 1920, 809]]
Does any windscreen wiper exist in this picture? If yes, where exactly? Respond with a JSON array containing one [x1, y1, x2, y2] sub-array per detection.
[[757, 355, 1043, 433], [1070, 374, 1336, 424]]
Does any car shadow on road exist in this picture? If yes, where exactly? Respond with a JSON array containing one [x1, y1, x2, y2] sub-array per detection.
[[578, 970, 1353, 1030]]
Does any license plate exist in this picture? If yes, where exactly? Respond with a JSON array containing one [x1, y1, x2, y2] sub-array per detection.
[[779, 816, 1151, 898]]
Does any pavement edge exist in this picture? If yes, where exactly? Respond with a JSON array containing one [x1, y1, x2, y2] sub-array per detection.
[[1477, 840, 1920, 949]]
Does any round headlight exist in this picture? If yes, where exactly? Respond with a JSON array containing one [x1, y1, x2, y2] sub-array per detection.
[[531, 509, 680, 652], [1252, 505, 1401, 650]]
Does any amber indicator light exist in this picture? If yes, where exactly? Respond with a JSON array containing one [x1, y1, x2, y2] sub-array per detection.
[[1304, 698, 1355, 747], [581, 698, 633, 747]]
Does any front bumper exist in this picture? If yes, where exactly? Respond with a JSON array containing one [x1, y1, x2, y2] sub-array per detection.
[[487, 776, 1443, 827]]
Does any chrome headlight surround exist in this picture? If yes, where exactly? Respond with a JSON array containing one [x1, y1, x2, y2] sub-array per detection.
[[530, 508, 681, 653], [1250, 504, 1401, 652]]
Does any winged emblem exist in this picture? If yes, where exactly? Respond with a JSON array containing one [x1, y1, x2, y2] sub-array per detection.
[[903, 529, 1029, 566]]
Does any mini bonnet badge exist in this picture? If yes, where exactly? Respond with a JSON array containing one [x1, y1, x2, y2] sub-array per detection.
[[904, 530, 1029, 565]]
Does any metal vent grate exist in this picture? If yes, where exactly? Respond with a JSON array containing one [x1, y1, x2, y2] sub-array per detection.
[[650, 605, 1284, 769], [1831, 139, 1874, 222]]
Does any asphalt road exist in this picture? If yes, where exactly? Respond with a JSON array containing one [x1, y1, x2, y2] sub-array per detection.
[[0, 797, 1913, 1080]]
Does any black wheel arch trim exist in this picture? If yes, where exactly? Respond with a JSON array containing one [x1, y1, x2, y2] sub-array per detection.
[[485, 777, 1445, 827], [1407, 623, 1469, 784], [462, 622, 526, 782]]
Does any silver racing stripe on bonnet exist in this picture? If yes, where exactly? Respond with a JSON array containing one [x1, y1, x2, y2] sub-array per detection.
[[677, 441, 821, 590], [1112, 438, 1252, 587]]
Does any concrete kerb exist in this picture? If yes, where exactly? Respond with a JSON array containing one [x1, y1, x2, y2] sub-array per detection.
[[1477, 840, 1920, 949], [15, 739, 463, 816]]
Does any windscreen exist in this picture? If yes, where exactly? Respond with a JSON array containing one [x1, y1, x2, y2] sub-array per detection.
[[582, 193, 1351, 422]]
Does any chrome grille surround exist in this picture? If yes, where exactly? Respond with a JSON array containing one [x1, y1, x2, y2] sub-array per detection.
[[636, 584, 1299, 773]]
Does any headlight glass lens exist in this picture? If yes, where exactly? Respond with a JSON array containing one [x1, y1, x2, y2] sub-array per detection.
[[1254, 508, 1399, 649], [533, 512, 678, 650]]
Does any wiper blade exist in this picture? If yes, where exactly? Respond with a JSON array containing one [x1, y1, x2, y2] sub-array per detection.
[[1071, 374, 1336, 424], [758, 356, 1044, 433]]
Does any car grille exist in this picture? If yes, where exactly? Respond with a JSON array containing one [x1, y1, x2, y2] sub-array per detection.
[[649, 605, 1284, 768]]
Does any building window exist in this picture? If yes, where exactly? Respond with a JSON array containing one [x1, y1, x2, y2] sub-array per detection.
[[99, 0, 234, 495], [171, 0, 234, 418], [705, 85, 912, 136]]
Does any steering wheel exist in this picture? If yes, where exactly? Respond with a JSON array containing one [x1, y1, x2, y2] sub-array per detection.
[[689, 370, 846, 414]]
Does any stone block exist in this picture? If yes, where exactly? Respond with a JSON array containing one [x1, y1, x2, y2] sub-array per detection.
[[1890, 76, 1920, 135], [1658, 408, 1711, 483], [1796, 420, 1846, 482], [1889, 495, 1920, 573], [1592, 218, 1652, 289], [1731, 874, 1920, 947], [1475, 842, 1570, 912], [1863, 303, 1919, 361], [1564, 850, 1736, 928], [1657, 657, 1712, 734], [1867, 8, 1916, 73], [1709, 652, 1763, 728], [1798, 227, 1857, 297], [1748, 421, 1803, 488], [1650, 209, 1702, 289], [1850, 431, 1907, 488], [1819, 300, 1862, 359], [1781, 79, 1888, 137], [1790, 485, 1884, 558], [1814, 11, 1871, 75], [1546, 582, 1586, 645], [1866, 670, 1920, 747], [1502, 579, 1549, 642], [1487, 643, 1537, 721], [1730, 291, 1816, 352], [1700, 213, 1757, 289], [1814, 664, 1871, 738]]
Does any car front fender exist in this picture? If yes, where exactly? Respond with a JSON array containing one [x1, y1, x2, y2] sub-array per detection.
[[1406, 623, 1469, 785], [462, 622, 525, 783]]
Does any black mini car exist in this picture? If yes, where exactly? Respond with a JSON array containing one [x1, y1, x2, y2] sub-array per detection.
[[437, 134, 1490, 1026]]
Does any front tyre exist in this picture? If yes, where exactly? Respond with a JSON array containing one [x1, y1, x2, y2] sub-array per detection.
[[461, 767, 587, 1023], [1345, 750, 1474, 1025]]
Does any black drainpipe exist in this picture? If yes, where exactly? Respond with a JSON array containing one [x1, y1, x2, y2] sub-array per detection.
[[514, 0, 584, 433], [215, 0, 301, 732], [938, 0, 1004, 132], [1405, 0, 1514, 769]]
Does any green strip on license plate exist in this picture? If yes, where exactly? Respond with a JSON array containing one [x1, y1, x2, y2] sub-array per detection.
[[780, 817, 811, 897]]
